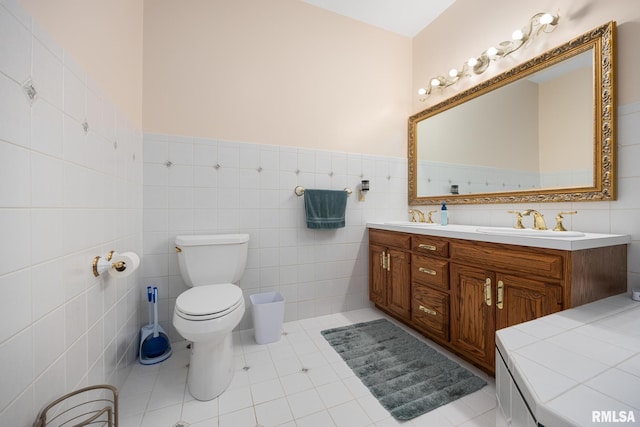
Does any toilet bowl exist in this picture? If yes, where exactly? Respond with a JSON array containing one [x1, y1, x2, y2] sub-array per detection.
[[173, 234, 249, 401]]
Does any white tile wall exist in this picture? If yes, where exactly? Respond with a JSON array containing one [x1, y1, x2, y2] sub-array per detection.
[[0, 3, 142, 426], [2, 2, 640, 426], [142, 133, 408, 338]]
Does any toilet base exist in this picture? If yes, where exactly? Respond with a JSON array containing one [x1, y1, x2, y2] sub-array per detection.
[[187, 332, 235, 401]]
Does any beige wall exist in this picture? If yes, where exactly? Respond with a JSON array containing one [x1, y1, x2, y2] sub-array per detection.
[[538, 66, 593, 173], [142, 0, 413, 157], [20, 0, 144, 127], [413, 0, 640, 113]]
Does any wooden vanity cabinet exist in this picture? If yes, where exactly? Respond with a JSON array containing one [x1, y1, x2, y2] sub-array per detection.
[[369, 230, 411, 321], [368, 228, 627, 375]]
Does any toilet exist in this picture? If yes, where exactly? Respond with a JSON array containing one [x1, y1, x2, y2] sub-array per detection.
[[173, 233, 249, 401]]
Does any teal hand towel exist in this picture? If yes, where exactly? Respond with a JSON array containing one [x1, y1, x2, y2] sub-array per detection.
[[303, 189, 348, 229]]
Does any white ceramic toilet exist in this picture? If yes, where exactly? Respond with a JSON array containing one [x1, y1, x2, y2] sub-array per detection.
[[173, 234, 249, 401]]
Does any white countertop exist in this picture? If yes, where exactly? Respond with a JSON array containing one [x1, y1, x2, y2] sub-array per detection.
[[496, 293, 640, 427], [367, 222, 630, 251]]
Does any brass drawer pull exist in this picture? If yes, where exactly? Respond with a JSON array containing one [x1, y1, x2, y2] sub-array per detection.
[[418, 243, 437, 251], [418, 267, 436, 275], [484, 278, 492, 306], [497, 280, 504, 310], [419, 305, 437, 316]]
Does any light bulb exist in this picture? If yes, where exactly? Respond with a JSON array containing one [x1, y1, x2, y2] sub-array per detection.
[[449, 68, 459, 78], [487, 46, 498, 57], [430, 78, 441, 87], [467, 57, 478, 67], [540, 13, 554, 25], [512, 29, 524, 40], [418, 87, 427, 95]]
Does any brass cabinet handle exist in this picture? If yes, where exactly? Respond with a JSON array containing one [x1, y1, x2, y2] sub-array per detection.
[[418, 267, 436, 275], [484, 278, 492, 306], [386, 252, 391, 272], [380, 252, 386, 270], [419, 305, 437, 316], [418, 243, 437, 251], [175, 246, 182, 253], [497, 280, 504, 309]]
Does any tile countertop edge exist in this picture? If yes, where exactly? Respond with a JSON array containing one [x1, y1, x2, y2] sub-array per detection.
[[496, 294, 640, 427], [366, 222, 631, 251]]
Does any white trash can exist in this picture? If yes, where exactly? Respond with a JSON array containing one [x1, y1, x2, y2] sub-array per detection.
[[250, 292, 285, 344]]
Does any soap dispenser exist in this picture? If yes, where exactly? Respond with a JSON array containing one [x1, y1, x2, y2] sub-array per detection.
[[440, 203, 448, 226]]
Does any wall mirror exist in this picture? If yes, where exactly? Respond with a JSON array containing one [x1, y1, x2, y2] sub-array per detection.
[[408, 21, 616, 205]]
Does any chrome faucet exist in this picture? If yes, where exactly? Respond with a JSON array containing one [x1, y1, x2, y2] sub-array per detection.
[[521, 209, 547, 230]]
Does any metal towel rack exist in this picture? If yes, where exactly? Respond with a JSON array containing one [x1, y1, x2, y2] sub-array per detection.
[[34, 384, 118, 427], [294, 185, 352, 196]]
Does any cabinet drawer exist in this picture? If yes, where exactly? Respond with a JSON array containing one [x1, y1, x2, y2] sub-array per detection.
[[412, 255, 449, 290], [412, 285, 449, 341], [412, 235, 449, 257], [450, 242, 563, 280], [369, 229, 411, 249]]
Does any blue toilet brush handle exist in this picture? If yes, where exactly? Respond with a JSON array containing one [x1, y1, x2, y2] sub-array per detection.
[[147, 286, 153, 326]]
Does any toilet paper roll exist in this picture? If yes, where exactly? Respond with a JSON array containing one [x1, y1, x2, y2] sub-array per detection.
[[109, 251, 140, 278]]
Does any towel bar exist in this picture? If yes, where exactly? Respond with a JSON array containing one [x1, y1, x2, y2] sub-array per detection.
[[294, 186, 352, 196]]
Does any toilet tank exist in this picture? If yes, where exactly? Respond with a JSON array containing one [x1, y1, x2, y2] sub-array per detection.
[[175, 234, 249, 287]]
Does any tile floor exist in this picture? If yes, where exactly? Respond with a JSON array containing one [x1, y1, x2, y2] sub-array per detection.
[[119, 308, 499, 427]]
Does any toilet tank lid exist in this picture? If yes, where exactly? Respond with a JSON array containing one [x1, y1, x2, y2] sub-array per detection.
[[176, 234, 249, 246]]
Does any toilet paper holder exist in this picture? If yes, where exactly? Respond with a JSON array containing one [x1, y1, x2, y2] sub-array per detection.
[[92, 250, 139, 277]]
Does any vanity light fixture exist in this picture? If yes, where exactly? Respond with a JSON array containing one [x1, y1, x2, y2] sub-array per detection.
[[418, 12, 559, 100]]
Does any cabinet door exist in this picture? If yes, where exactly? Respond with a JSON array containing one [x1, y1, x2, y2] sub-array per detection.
[[495, 274, 562, 331], [369, 244, 387, 306], [387, 248, 411, 320], [450, 264, 495, 368]]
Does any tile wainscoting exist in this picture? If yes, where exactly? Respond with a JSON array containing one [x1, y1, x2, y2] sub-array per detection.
[[142, 133, 408, 340]]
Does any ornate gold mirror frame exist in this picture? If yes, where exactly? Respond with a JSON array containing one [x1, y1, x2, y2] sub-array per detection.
[[408, 21, 616, 205]]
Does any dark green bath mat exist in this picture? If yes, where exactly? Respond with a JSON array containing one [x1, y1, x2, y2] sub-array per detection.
[[321, 318, 487, 420]]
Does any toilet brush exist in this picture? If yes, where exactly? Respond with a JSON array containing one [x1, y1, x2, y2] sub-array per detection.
[[140, 287, 170, 358]]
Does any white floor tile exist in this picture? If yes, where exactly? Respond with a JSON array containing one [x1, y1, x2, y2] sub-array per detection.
[[120, 308, 496, 427], [296, 409, 337, 427], [316, 380, 354, 408], [328, 400, 372, 427], [286, 388, 325, 419], [254, 397, 294, 426], [250, 377, 285, 405], [181, 397, 218, 424], [218, 407, 255, 427], [217, 386, 253, 415]]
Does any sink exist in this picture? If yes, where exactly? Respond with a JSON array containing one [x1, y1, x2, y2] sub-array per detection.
[[476, 227, 585, 238], [385, 221, 439, 227]]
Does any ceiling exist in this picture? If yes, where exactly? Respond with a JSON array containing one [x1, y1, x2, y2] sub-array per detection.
[[300, 0, 456, 38]]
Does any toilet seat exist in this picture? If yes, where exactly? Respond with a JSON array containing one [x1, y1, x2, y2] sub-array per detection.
[[175, 284, 243, 321]]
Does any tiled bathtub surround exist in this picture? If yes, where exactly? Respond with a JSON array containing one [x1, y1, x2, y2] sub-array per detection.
[[0, 3, 143, 426], [142, 133, 408, 340], [496, 294, 640, 427]]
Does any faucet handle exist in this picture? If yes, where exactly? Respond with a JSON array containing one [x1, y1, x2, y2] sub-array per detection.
[[553, 211, 577, 231], [408, 209, 417, 222], [507, 210, 526, 229]]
